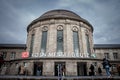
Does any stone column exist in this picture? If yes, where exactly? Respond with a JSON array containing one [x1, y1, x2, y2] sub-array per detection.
[[43, 60, 54, 76], [26, 31, 32, 53], [65, 23, 74, 57], [46, 23, 57, 57], [81, 26, 87, 57], [33, 27, 42, 54], [79, 23, 84, 57], [66, 61, 77, 76], [28, 61, 34, 75], [89, 31, 94, 54]]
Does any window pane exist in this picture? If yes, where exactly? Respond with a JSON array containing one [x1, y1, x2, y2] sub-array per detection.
[[2, 52, 7, 59], [104, 53, 109, 59], [40, 31, 47, 54], [86, 35, 91, 56], [73, 31, 80, 57], [10, 52, 16, 59], [113, 53, 118, 59], [57, 30, 63, 56], [29, 34, 35, 57]]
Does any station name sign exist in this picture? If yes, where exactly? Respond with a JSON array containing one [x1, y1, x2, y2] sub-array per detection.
[[31, 52, 94, 58]]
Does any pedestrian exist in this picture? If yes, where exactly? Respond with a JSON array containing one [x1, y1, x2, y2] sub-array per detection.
[[18, 65, 21, 75], [89, 64, 95, 76], [98, 66, 102, 76], [102, 58, 111, 77], [37, 65, 41, 76], [117, 64, 120, 76], [61, 65, 65, 76], [19, 65, 25, 75]]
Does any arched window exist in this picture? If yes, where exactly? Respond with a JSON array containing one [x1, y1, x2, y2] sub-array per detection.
[[57, 26, 63, 56], [40, 26, 48, 55], [73, 26, 80, 57], [86, 34, 91, 57], [29, 34, 35, 57], [73, 31, 80, 57]]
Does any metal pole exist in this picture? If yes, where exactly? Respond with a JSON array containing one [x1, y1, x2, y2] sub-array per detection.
[[58, 64, 60, 80]]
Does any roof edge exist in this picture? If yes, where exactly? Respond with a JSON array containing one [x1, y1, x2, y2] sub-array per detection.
[[27, 9, 93, 32]]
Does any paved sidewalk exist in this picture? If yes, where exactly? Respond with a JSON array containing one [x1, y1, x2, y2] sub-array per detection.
[[0, 75, 120, 80]]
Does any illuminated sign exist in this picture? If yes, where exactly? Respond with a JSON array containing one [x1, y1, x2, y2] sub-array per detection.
[[22, 52, 29, 58]]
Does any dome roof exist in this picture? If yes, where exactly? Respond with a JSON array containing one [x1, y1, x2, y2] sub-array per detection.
[[27, 9, 93, 31], [39, 9, 82, 20]]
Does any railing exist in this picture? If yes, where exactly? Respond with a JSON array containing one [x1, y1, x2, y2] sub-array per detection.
[[0, 75, 120, 80]]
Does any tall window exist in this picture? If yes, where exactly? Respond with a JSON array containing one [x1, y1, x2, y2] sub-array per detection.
[[86, 35, 91, 57], [16, 63, 18, 68], [40, 31, 47, 54], [113, 53, 118, 59], [2, 52, 7, 59], [104, 53, 109, 59], [24, 62, 28, 67], [73, 31, 80, 57], [57, 30, 63, 56], [10, 52, 16, 59], [29, 34, 35, 57]]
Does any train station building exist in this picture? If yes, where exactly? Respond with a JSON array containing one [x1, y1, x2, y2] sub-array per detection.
[[0, 9, 120, 76]]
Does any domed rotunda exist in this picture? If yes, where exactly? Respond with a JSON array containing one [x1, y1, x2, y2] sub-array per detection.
[[26, 9, 94, 76]]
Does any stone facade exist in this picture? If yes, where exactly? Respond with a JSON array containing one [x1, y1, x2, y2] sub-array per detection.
[[0, 10, 120, 76], [0, 46, 120, 76], [94, 48, 120, 60], [27, 19, 93, 58]]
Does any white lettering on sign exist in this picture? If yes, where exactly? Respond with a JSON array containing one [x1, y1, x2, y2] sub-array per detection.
[[31, 52, 91, 58]]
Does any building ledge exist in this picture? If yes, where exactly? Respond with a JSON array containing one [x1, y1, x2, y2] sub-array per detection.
[[6, 57, 120, 62]]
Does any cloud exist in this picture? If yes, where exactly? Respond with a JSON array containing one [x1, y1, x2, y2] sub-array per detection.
[[0, 0, 37, 43], [0, 0, 120, 44]]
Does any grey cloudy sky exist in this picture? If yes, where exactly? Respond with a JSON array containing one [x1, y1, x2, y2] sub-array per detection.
[[0, 0, 120, 44]]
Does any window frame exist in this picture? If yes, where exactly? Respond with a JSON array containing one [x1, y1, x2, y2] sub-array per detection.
[[113, 52, 118, 59], [57, 30, 64, 56], [73, 31, 80, 57], [10, 52, 16, 59], [104, 53, 109, 59]]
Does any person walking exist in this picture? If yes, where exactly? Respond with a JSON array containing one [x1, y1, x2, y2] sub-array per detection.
[[117, 64, 120, 76], [98, 66, 102, 76], [102, 58, 111, 77], [37, 65, 41, 76], [19, 65, 25, 75], [89, 64, 95, 76]]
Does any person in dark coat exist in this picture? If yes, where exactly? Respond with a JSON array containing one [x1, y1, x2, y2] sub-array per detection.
[[102, 58, 111, 76], [98, 66, 102, 76], [89, 64, 95, 76], [117, 64, 120, 76]]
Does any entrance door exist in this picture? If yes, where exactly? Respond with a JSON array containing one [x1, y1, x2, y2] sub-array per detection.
[[54, 62, 65, 76], [34, 62, 43, 76], [77, 62, 87, 76]]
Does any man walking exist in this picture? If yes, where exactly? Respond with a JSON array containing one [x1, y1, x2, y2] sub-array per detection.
[[102, 58, 111, 77]]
